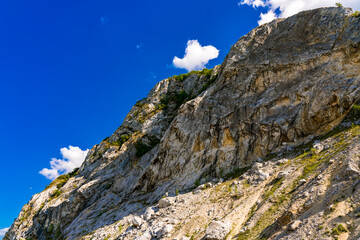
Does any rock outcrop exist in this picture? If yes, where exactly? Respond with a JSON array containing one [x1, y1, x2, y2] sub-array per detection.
[[4, 6, 360, 240]]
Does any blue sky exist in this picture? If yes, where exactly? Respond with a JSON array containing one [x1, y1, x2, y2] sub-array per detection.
[[1, 0, 359, 236]]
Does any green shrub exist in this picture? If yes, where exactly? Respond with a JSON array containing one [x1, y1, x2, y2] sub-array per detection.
[[135, 135, 160, 157], [172, 90, 188, 107], [332, 224, 348, 235], [199, 74, 218, 93], [194, 178, 201, 187], [173, 73, 189, 82], [336, 2, 343, 8], [352, 11, 360, 17], [199, 68, 213, 78], [172, 68, 213, 82], [52, 190, 62, 198], [135, 98, 146, 108], [111, 134, 131, 147], [159, 90, 189, 110]]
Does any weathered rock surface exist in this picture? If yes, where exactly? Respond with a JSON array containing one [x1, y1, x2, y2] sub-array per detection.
[[4, 7, 360, 240], [205, 221, 232, 240]]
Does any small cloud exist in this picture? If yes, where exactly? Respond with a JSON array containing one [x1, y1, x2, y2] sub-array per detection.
[[100, 16, 110, 26], [136, 43, 144, 50], [29, 187, 33, 190], [238, 0, 265, 8], [173, 40, 219, 72], [39, 146, 89, 180], [239, 0, 360, 25], [0, 228, 9, 238]]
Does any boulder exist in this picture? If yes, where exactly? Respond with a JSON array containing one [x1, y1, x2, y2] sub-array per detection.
[[158, 197, 175, 208], [131, 216, 143, 227], [205, 221, 231, 240], [144, 207, 155, 220], [289, 220, 301, 231]]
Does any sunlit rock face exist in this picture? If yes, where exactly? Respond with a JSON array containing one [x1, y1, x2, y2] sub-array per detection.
[[144, 7, 360, 190], [4, 7, 360, 240]]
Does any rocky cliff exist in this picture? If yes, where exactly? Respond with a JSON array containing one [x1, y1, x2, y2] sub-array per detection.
[[5, 7, 360, 240]]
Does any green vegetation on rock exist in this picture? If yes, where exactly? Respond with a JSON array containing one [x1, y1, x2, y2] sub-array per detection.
[[332, 224, 348, 235], [135, 135, 160, 157], [170, 68, 213, 82], [111, 134, 131, 147], [46, 168, 79, 190], [352, 10, 360, 17], [159, 90, 190, 110]]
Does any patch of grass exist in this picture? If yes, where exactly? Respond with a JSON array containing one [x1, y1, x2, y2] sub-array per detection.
[[263, 177, 285, 201], [111, 134, 131, 147], [239, 125, 360, 240], [332, 224, 348, 236], [249, 205, 257, 219], [46, 168, 79, 190], [243, 179, 250, 188]]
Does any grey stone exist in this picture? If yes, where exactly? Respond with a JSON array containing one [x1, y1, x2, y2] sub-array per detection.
[[131, 216, 143, 227], [205, 221, 232, 240], [144, 207, 155, 220], [159, 197, 175, 208]]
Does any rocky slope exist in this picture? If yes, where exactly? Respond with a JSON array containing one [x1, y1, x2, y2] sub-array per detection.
[[5, 6, 360, 240]]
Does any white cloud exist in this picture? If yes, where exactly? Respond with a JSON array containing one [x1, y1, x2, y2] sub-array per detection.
[[173, 40, 219, 72], [239, 0, 360, 25], [39, 146, 89, 180], [258, 10, 277, 25], [239, 0, 265, 8], [0, 228, 9, 238]]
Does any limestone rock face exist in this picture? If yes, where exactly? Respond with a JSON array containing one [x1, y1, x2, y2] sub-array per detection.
[[142, 7, 360, 191], [4, 7, 360, 240]]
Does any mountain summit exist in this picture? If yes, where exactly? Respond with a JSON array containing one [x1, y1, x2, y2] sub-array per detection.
[[5, 7, 360, 240]]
